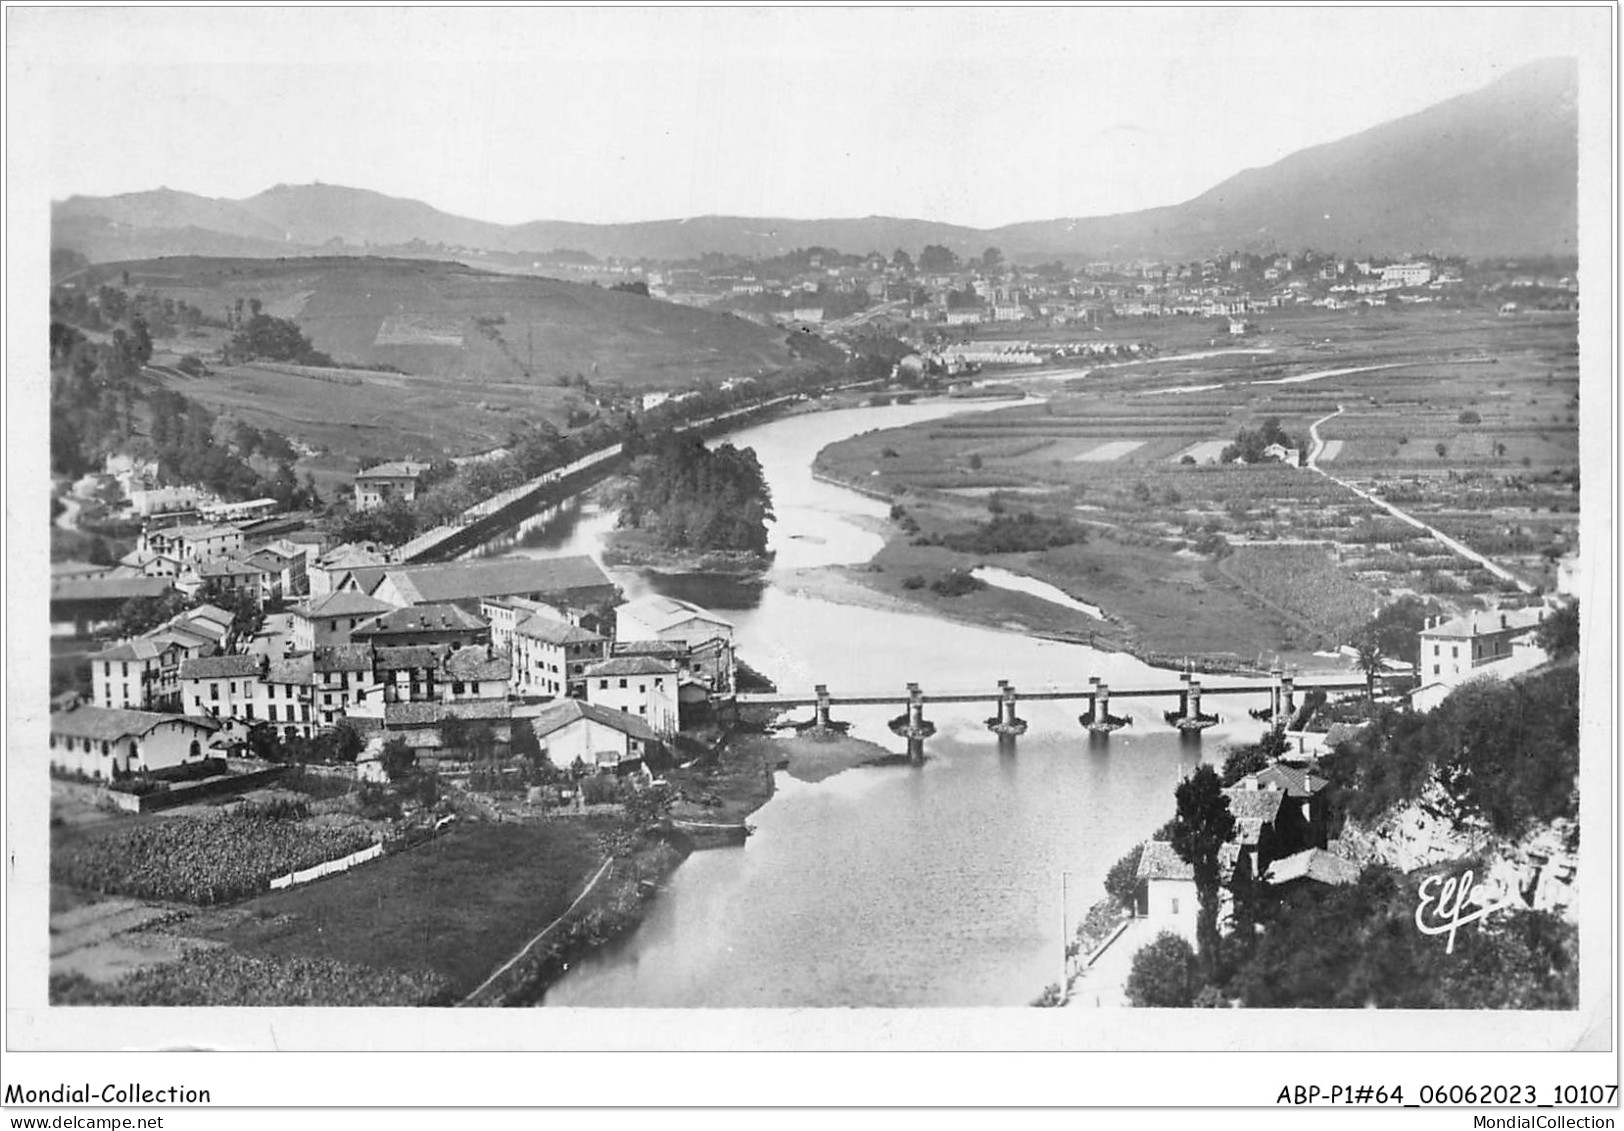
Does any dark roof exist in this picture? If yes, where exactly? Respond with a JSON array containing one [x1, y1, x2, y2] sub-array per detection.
[[384, 556, 612, 605], [1223, 787, 1287, 823], [294, 591, 396, 619], [374, 645, 448, 671], [383, 698, 512, 727], [528, 698, 658, 743], [179, 654, 265, 680], [584, 656, 678, 678], [314, 643, 374, 672], [353, 603, 488, 637], [610, 639, 685, 658], [357, 461, 429, 480], [92, 639, 169, 663], [266, 654, 315, 685], [444, 645, 511, 682], [51, 577, 174, 603], [340, 567, 390, 595], [50, 705, 219, 742]]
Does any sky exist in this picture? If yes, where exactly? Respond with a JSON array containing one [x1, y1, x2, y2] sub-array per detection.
[[13, 6, 1606, 229]]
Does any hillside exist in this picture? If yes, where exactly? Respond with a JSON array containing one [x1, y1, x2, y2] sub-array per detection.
[[58, 256, 805, 465], [993, 58, 1578, 260], [50, 59, 1578, 263]]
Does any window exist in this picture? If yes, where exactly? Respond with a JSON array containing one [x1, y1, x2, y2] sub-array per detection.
[[246, 704, 255, 720], [619, 678, 628, 689], [268, 705, 278, 722], [1171, 898, 1180, 914], [229, 681, 236, 695], [104, 662, 111, 677], [1451, 646, 1459, 659], [122, 662, 129, 677], [210, 683, 219, 701], [1433, 665, 1440, 676], [1433, 644, 1440, 656], [599, 679, 608, 690], [453, 681, 465, 696]]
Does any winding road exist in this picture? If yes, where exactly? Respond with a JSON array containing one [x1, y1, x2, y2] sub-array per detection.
[[1306, 406, 1536, 594]]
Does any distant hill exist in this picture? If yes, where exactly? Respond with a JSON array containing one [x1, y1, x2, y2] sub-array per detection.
[[992, 58, 1578, 260], [72, 255, 799, 389], [52, 59, 1577, 263]]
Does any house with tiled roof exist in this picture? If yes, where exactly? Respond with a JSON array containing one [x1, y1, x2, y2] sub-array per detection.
[[375, 556, 614, 612], [1412, 606, 1548, 712], [49, 704, 220, 779], [353, 461, 431, 511], [523, 698, 659, 772], [179, 654, 267, 722], [351, 603, 489, 649], [290, 591, 397, 651], [313, 644, 379, 726], [308, 542, 389, 597], [501, 609, 607, 700], [1264, 848, 1361, 889], [443, 645, 512, 703], [177, 554, 270, 605], [584, 655, 679, 736], [1133, 841, 1242, 944]]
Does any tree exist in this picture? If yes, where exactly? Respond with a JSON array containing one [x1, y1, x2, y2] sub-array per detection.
[[621, 783, 676, 830], [1354, 634, 1385, 701], [981, 247, 1004, 272], [919, 244, 960, 274], [1125, 931, 1200, 1007], [1170, 765, 1236, 977], [1104, 843, 1144, 911], [1219, 738, 1275, 786], [380, 737, 416, 782], [1536, 600, 1579, 661]]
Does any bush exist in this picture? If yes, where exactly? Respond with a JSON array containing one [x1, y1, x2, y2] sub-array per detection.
[[930, 570, 987, 598], [1458, 410, 1481, 425], [901, 574, 926, 590], [1125, 932, 1200, 1007]]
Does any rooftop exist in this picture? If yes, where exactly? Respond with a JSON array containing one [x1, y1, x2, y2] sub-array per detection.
[[179, 654, 265, 680], [617, 593, 733, 633], [51, 577, 174, 603], [374, 645, 448, 671], [50, 705, 219, 742], [527, 697, 659, 744], [1423, 607, 1545, 638], [266, 654, 316, 685], [384, 556, 612, 606], [1248, 763, 1329, 798], [294, 591, 397, 620], [314, 643, 374, 672], [353, 603, 488, 637], [444, 645, 512, 682], [357, 461, 430, 480], [1265, 848, 1361, 886], [515, 615, 604, 646], [585, 656, 679, 678]]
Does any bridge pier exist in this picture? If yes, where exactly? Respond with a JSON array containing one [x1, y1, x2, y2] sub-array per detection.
[[888, 682, 937, 743], [1081, 676, 1130, 733], [794, 684, 850, 735], [1281, 674, 1296, 725], [986, 679, 1029, 737], [1166, 673, 1220, 733]]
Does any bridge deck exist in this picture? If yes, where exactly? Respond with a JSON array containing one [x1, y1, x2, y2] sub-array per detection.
[[736, 679, 1372, 708]]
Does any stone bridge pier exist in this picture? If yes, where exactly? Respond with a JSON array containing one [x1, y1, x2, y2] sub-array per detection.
[[986, 679, 1029, 737], [889, 682, 937, 762]]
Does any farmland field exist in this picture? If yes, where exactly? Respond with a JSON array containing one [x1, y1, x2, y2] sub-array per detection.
[[815, 305, 1579, 662]]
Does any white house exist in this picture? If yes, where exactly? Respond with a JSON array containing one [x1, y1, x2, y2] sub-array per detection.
[[1411, 606, 1547, 712], [583, 656, 680, 736], [525, 698, 659, 772], [506, 614, 608, 700], [179, 654, 267, 724], [256, 653, 318, 741], [90, 637, 194, 711], [615, 594, 733, 653], [353, 462, 430, 511], [49, 706, 221, 779]]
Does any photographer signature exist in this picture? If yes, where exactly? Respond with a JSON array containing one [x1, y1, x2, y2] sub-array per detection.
[[1414, 869, 1520, 954]]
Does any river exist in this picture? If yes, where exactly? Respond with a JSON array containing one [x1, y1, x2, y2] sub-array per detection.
[[474, 400, 1271, 1007]]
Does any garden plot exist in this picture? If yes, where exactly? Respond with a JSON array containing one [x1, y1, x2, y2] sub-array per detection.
[[1072, 440, 1146, 462], [1172, 440, 1231, 464], [1317, 440, 1344, 462]]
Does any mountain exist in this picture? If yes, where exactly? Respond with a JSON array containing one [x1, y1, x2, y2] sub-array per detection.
[[991, 58, 1578, 260], [52, 59, 1577, 263]]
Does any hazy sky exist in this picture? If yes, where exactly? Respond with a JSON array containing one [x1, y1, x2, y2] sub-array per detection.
[[15, 6, 1602, 229]]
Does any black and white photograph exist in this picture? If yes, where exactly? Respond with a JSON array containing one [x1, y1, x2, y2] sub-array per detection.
[[2, 2, 1616, 1113]]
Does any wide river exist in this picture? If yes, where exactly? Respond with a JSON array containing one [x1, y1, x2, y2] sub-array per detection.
[[472, 400, 1271, 1007]]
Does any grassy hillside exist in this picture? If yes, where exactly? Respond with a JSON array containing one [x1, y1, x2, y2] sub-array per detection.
[[63, 255, 804, 465]]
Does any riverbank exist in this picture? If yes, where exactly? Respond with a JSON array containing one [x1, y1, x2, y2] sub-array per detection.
[[805, 466, 1350, 676], [601, 529, 773, 576]]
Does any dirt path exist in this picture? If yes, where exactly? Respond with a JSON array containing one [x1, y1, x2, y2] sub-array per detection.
[[1306, 406, 1536, 594]]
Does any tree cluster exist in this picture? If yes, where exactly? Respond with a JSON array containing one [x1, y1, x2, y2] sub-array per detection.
[[223, 313, 334, 367], [615, 437, 774, 555], [1221, 417, 1299, 465], [933, 512, 1087, 555]]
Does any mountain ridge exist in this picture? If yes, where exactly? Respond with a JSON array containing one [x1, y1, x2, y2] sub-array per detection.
[[53, 58, 1577, 263]]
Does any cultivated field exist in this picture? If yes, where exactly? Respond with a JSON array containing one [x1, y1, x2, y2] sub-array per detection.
[[819, 306, 1579, 662]]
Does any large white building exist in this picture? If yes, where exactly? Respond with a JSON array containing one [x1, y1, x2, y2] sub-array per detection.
[[353, 462, 430, 511], [583, 656, 680, 737], [1411, 606, 1549, 712], [49, 706, 221, 779], [525, 699, 659, 773]]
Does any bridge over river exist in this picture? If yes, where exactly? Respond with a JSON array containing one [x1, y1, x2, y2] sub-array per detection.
[[736, 670, 1387, 746]]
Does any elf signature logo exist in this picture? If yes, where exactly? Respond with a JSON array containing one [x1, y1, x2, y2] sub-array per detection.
[[1414, 869, 1518, 954]]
